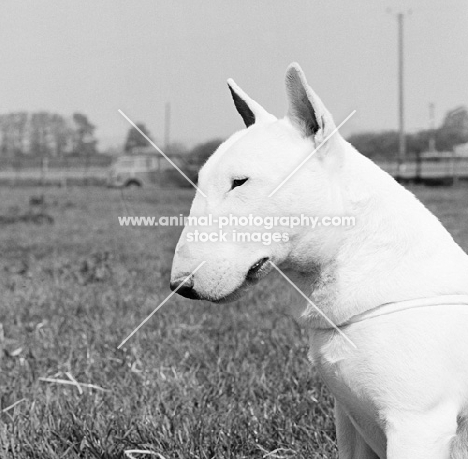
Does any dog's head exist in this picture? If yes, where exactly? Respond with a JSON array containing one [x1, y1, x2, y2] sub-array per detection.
[[170, 63, 348, 302]]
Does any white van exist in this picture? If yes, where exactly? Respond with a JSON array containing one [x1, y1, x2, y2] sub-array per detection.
[[107, 154, 196, 188]]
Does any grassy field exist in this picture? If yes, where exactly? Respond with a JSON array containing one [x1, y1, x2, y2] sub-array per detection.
[[0, 184, 467, 458]]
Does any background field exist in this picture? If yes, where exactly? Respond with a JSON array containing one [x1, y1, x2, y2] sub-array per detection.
[[0, 184, 467, 458]]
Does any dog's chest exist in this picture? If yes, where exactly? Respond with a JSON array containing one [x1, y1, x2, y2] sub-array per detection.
[[310, 329, 387, 454]]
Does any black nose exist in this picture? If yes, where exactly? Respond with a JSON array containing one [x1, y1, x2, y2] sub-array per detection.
[[170, 276, 200, 299]]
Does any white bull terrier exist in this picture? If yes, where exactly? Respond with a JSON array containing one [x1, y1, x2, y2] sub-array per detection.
[[170, 63, 468, 459]]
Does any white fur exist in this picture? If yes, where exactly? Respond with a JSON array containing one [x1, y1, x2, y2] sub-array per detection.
[[171, 63, 468, 458]]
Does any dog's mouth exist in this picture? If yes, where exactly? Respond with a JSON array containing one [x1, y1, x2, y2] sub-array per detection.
[[246, 257, 270, 281], [206, 257, 272, 304]]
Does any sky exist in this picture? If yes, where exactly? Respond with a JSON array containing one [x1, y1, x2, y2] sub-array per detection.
[[1, 0, 467, 150]]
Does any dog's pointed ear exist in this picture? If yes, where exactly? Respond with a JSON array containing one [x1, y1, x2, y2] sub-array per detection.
[[227, 78, 272, 127], [285, 63, 336, 139]]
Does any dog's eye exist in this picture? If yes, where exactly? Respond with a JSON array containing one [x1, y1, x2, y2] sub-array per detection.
[[231, 178, 248, 190]]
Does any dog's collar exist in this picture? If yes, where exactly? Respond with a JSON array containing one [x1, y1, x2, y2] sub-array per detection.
[[341, 295, 468, 327]]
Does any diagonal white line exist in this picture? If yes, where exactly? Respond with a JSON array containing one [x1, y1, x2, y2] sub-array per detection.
[[1, 398, 27, 413], [268, 261, 357, 349], [117, 261, 206, 349], [118, 109, 207, 198], [268, 110, 356, 197]]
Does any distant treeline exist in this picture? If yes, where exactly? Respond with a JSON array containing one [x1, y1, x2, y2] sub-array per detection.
[[182, 106, 468, 168], [0, 112, 97, 158], [2, 105, 467, 165], [348, 106, 468, 160]]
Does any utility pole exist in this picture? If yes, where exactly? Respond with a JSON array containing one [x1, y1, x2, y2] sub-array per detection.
[[164, 102, 171, 153], [397, 12, 406, 182]]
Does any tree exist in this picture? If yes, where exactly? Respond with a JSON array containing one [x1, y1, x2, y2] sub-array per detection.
[[72, 113, 97, 156], [30, 112, 51, 157], [124, 123, 152, 153], [188, 138, 224, 167], [13, 112, 28, 156], [0, 114, 14, 157], [49, 114, 71, 157], [0, 111, 97, 157], [436, 106, 468, 151], [347, 131, 400, 160]]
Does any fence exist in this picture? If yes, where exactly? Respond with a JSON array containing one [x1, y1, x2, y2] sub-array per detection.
[[379, 156, 468, 184], [0, 155, 113, 186], [1, 155, 468, 187]]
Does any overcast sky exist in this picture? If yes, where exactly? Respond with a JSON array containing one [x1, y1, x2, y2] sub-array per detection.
[[1, 0, 467, 150]]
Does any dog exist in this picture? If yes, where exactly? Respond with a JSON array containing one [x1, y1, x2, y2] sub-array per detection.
[[170, 63, 468, 458]]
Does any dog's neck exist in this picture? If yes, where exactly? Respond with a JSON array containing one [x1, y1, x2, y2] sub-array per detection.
[[290, 142, 468, 328]]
